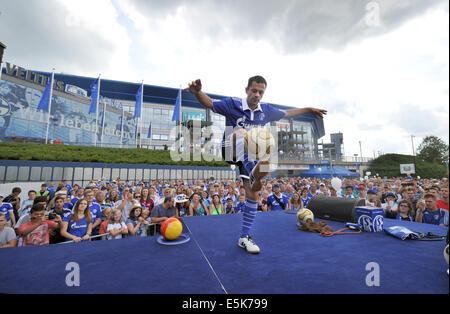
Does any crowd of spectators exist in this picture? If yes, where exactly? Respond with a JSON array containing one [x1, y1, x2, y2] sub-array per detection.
[[0, 175, 448, 248]]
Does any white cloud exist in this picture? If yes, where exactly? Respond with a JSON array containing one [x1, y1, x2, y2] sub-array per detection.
[[56, 0, 134, 80]]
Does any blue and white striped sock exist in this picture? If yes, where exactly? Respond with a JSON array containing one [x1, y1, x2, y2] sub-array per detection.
[[241, 199, 258, 237]]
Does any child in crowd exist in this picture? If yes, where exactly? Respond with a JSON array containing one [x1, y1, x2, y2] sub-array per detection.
[[106, 209, 128, 240], [140, 209, 152, 236], [99, 207, 112, 236], [225, 198, 235, 214], [235, 194, 246, 214]]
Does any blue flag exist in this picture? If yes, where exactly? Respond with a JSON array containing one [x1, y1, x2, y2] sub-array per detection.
[[147, 121, 152, 138], [172, 89, 181, 121], [37, 75, 53, 111], [134, 84, 143, 119], [89, 78, 99, 114]]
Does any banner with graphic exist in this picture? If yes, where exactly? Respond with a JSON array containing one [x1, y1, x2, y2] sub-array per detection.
[[400, 163, 415, 174], [0, 79, 136, 147], [182, 110, 206, 122]]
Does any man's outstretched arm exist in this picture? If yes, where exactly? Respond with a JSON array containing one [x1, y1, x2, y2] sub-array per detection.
[[185, 79, 213, 109], [284, 107, 327, 119]]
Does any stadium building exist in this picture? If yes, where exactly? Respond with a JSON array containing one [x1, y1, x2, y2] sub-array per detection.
[[1, 62, 325, 159]]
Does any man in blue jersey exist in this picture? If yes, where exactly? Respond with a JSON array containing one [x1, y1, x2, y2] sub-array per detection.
[[0, 196, 16, 227], [186, 76, 326, 253], [267, 184, 289, 211], [416, 194, 448, 226], [83, 189, 103, 237]]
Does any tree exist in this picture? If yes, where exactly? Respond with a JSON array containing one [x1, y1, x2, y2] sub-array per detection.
[[417, 136, 449, 165]]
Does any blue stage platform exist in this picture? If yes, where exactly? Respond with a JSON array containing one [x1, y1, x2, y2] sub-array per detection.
[[0, 210, 448, 294]]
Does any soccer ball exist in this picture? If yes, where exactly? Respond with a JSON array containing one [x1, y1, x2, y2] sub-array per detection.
[[244, 127, 275, 160], [297, 208, 314, 224]]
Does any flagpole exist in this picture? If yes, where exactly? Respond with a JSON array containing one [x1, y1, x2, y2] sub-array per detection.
[[140, 80, 143, 148], [120, 106, 124, 149], [179, 85, 182, 153], [94, 74, 101, 147], [135, 118, 138, 148], [135, 116, 139, 149], [101, 100, 106, 147], [44, 69, 55, 144], [179, 85, 182, 122]]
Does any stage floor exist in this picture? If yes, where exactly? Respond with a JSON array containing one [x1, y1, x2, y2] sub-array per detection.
[[0, 210, 448, 294]]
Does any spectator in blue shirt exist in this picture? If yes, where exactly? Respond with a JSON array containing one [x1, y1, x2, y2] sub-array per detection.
[[416, 194, 447, 226], [300, 187, 311, 208], [267, 184, 288, 211], [61, 199, 93, 242], [19, 190, 36, 217], [308, 184, 319, 199], [84, 189, 102, 237], [225, 198, 235, 214], [49, 196, 71, 219], [46, 182, 56, 197], [71, 187, 85, 207], [235, 194, 246, 213], [0, 196, 15, 227], [2, 187, 21, 225], [284, 184, 295, 201]]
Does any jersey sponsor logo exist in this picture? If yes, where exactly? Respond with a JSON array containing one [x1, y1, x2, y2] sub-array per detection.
[[236, 116, 263, 130]]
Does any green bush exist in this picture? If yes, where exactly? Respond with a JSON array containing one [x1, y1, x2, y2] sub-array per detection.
[[0, 142, 229, 167], [368, 153, 448, 179]]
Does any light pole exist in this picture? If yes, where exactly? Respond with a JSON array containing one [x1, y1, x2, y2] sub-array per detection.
[[329, 149, 333, 177], [51, 117, 58, 142], [0, 42, 6, 65], [411, 135, 416, 173], [359, 141, 363, 162]]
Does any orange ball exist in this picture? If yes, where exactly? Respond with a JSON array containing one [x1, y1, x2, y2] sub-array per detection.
[[161, 218, 182, 240]]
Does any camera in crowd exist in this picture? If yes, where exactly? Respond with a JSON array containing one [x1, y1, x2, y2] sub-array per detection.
[[48, 212, 58, 220]]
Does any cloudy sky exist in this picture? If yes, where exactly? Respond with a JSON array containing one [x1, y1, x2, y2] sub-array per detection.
[[0, 0, 448, 158]]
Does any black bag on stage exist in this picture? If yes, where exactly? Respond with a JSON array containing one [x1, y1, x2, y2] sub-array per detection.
[[306, 196, 367, 223]]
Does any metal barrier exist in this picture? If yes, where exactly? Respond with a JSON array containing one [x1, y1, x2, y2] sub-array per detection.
[[58, 233, 110, 244], [0, 160, 236, 185]]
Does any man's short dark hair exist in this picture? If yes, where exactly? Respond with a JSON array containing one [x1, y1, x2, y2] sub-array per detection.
[[54, 196, 65, 203], [430, 185, 440, 192], [164, 196, 174, 204], [30, 204, 46, 213], [33, 196, 48, 205], [12, 187, 21, 194], [28, 190, 37, 195], [424, 193, 437, 201], [247, 75, 267, 88]]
